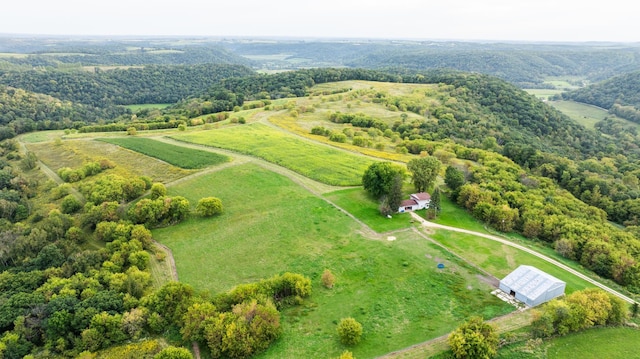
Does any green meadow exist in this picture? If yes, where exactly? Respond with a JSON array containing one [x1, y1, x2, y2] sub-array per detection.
[[171, 123, 376, 185], [324, 187, 415, 233], [124, 103, 172, 111], [98, 137, 229, 169], [152, 163, 513, 358], [497, 327, 640, 359]]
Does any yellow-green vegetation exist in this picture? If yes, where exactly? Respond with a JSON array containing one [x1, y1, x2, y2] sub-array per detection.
[[99, 137, 230, 169], [270, 113, 413, 162], [153, 163, 513, 358], [171, 123, 375, 185], [84, 339, 164, 358], [26, 138, 193, 183]]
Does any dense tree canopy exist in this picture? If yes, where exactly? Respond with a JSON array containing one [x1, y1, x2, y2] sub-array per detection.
[[362, 162, 406, 199]]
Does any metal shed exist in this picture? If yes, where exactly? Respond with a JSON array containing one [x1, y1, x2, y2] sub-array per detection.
[[499, 265, 566, 307]]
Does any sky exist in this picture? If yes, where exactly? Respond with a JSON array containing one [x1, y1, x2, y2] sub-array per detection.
[[1, 0, 638, 42]]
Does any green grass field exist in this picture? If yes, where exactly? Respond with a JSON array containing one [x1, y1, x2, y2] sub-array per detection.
[[124, 103, 172, 111], [548, 100, 611, 129], [98, 137, 229, 169], [545, 327, 640, 359], [497, 327, 640, 358], [152, 163, 513, 358], [324, 187, 415, 233], [171, 123, 376, 186], [26, 138, 193, 183]]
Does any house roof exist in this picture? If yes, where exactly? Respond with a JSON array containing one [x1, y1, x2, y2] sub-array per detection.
[[501, 265, 565, 301], [400, 199, 418, 207], [411, 192, 431, 201]]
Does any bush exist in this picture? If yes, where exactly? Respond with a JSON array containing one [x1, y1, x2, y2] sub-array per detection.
[[337, 317, 363, 346], [150, 183, 167, 200], [154, 346, 193, 359], [322, 269, 336, 288], [60, 194, 82, 214], [196, 197, 223, 217], [448, 316, 498, 359]]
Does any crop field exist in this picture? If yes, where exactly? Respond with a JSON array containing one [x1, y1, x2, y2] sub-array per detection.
[[153, 163, 513, 358], [98, 136, 230, 169], [171, 123, 376, 186], [26, 138, 193, 183]]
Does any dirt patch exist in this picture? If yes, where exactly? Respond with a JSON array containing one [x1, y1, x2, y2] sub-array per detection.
[[476, 274, 500, 288]]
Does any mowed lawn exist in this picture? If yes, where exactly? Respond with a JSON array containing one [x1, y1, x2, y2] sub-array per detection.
[[170, 123, 375, 186], [98, 137, 229, 169], [324, 187, 415, 232], [545, 327, 640, 359], [152, 163, 513, 358]]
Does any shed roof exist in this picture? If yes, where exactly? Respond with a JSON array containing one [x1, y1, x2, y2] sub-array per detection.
[[500, 265, 565, 301]]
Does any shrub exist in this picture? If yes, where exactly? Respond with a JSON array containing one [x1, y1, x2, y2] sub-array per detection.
[[448, 316, 498, 359], [154, 346, 192, 359], [337, 317, 363, 346], [60, 194, 82, 214], [329, 132, 347, 143], [150, 183, 167, 200], [322, 269, 336, 288], [196, 197, 223, 217]]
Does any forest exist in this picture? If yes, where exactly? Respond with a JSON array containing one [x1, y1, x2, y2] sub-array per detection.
[[2, 36, 640, 358]]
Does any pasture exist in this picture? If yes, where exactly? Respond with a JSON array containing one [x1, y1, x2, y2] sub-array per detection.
[[548, 100, 610, 129], [26, 138, 193, 183], [98, 137, 229, 169], [171, 123, 376, 186], [152, 163, 513, 358], [497, 327, 640, 359], [124, 103, 172, 111]]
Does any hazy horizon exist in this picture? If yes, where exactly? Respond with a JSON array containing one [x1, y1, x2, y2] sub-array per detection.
[[1, 0, 639, 43]]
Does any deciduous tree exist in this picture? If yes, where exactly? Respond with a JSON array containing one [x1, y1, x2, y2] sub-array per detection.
[[362, 162, 405, 199], [447, 316, 498, 359], [407, 156, 441, 193]]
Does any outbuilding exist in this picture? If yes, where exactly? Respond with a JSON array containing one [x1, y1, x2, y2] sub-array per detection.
[[499, 265, 566, 307]]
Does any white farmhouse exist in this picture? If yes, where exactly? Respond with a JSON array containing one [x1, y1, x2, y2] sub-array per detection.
[[398, 192, 431, 213]]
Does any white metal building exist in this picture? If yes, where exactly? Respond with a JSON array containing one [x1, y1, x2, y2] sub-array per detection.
[[499, 265, 566, 307]]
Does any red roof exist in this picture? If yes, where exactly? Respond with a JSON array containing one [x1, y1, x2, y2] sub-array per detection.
[[411, 192, 431, 201], [400, 199, 418, 207]]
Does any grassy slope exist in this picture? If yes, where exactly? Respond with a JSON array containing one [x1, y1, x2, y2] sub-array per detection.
[[497, 327, 640, 359], [98, 137, 230, 169], [26, 138, 193, 183], [427, 196, 596, 293], [152, 163, 512, 358], [170, 123, 375, 186], [324, 187, 415, 233]]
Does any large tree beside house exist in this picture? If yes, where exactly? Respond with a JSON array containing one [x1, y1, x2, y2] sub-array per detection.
[[407, 156, 442, 193], [362, 162, 406, 199]]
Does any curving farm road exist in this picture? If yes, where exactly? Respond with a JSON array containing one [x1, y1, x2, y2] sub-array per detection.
[[409, 211, 637, 304]]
